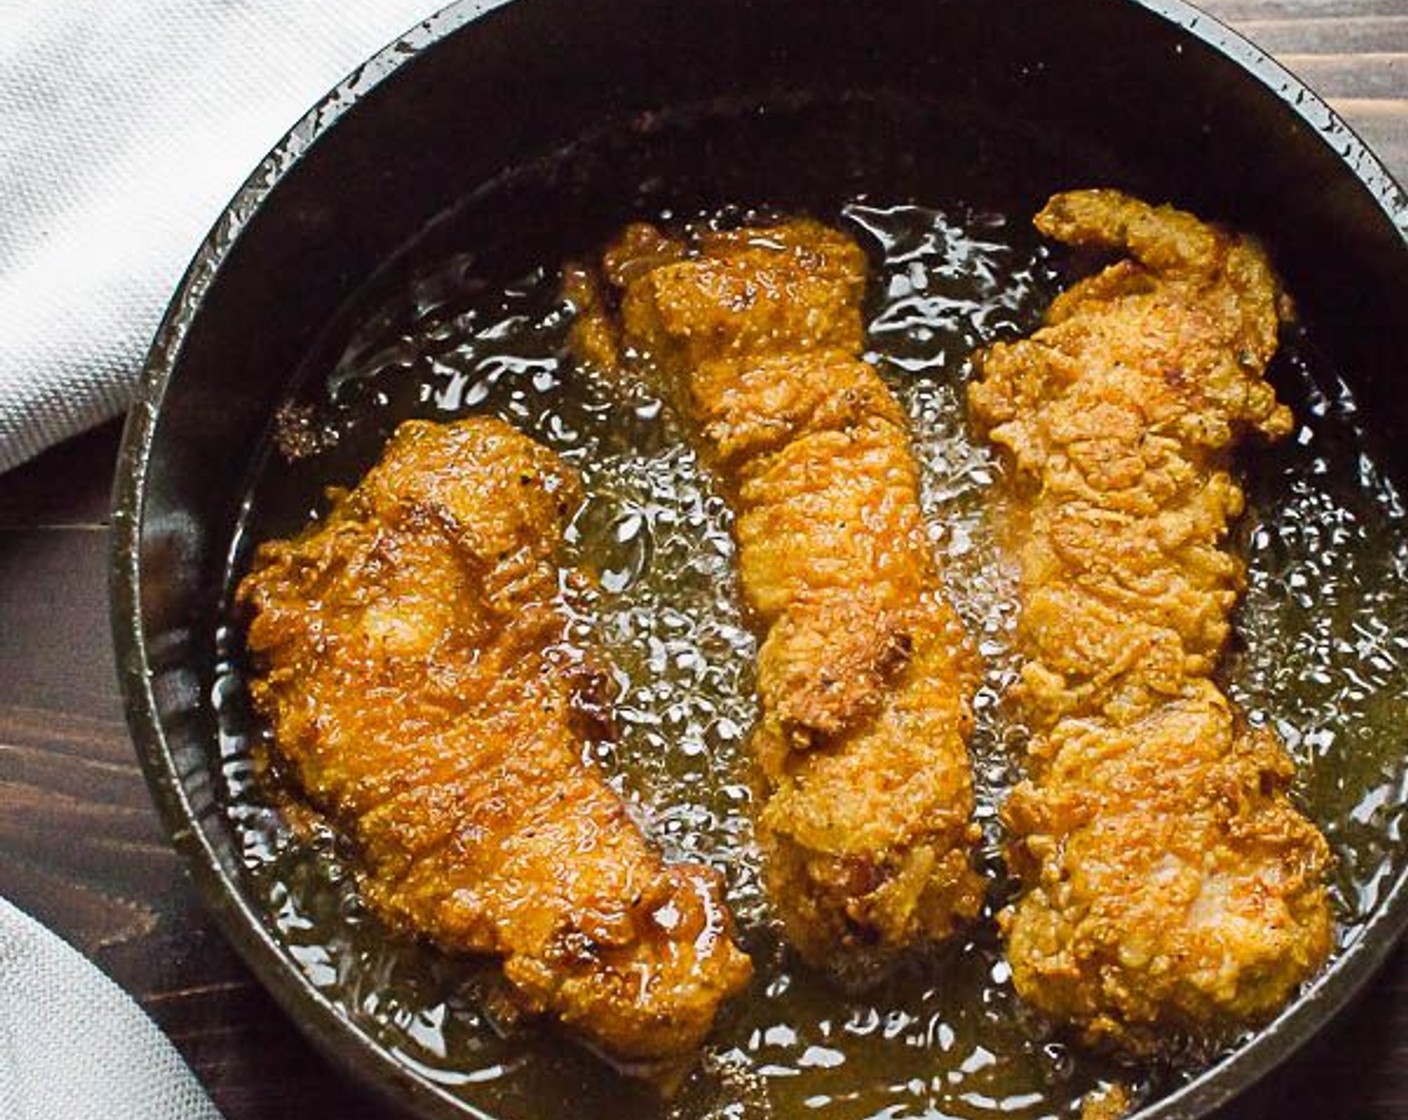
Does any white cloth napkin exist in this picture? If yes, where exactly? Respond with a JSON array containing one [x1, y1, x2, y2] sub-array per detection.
[[0, 0, 448, 473], [0, 895, 222, 1120], [0, 1, 450, 1112]]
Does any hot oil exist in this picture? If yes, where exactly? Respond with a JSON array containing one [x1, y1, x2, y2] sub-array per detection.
[[1230, 341, 1408, 938], [214, 199, 1408, 1120]]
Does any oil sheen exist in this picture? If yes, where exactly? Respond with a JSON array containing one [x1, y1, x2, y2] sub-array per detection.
[[214, 201, 1408, 1120]]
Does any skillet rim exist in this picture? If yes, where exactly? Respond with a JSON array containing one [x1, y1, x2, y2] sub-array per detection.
[[109, 2, 1408, 1118]]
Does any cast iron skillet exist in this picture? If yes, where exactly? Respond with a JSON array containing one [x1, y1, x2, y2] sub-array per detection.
[[111, 1, 1408, 1117]]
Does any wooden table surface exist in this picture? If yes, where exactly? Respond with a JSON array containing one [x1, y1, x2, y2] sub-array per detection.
[[2, 2, 1405, 1117]]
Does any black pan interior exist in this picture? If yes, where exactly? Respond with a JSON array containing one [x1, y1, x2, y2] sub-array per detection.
[[114, 2, 1408, 1118]]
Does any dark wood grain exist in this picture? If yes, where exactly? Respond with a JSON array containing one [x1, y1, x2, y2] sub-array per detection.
[[1, 5, 1404, 1119], [1199, 0, 1408, 176], [1233, 16, 1408, 54], [1204, 0, 1407, 20], [0, 424, 403, 1119]]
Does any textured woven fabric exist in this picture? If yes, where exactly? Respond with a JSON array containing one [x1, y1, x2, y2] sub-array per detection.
[[0, 0, 447, 473], [0, 895, 223, 1120]]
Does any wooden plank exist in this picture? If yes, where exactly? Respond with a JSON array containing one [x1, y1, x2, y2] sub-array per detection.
[[1235, 15, 1408, 54], [1201, 0, 1408, 20], [1276, 52, 1408, 100], [0, 704, 168, 946], [0, 527, 120, 716], [1330, 98, 1408, 182], [0, 420, 121, 530]]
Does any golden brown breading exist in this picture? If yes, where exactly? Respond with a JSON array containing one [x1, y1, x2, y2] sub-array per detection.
[[577, 219, 984, 963], [971, 189, 1331, 1054], [1080, 1082, 1132, 1120], [237, 417, 751, 1063]]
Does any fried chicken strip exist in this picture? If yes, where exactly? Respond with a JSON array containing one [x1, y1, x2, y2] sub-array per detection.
[[237, 417, 751, 1062], [576, 219, 984, 963], [970, 190, 1332, 1053]]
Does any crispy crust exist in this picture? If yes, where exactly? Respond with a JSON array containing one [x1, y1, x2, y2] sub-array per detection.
[[238, 417, 751, 1061], [971, 190, 1331, 1054], [576, 219, 984, 963]]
